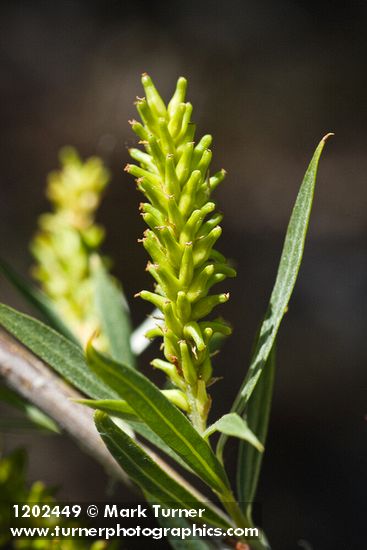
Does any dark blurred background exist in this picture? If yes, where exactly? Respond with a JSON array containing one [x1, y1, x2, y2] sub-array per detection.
[[0, 1, 366, 549]]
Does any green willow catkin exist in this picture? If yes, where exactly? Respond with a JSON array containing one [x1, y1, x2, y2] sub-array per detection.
[[126, 74, 236, 432], [31, 147, 110, 347]]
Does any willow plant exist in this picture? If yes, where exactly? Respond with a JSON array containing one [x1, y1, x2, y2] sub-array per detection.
[[0, 74, 331, 550]]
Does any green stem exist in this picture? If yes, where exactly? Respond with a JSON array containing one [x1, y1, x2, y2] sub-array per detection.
[[219, 488, 269, 550]]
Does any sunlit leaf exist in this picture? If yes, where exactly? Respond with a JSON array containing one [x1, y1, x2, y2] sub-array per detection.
[[217, 135, 331, 458], [91, 255, 135, 367], [87, 345, 229, 493], [204, 413, 263, 452], [95, 412, 231, 529], [0, 303, 117, 400], [77, 397, 193, 473]]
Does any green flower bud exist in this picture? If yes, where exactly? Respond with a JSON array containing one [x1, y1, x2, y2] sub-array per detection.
[[179, 244, 194, 288], [165, 155, 181, 197], [141, 73, 167, 118], [192, 134, 213, 167], [139, 290, 167, 311], [161, 389, 190, 412], [179, 341, 197, 385], [167, 77, 187, 117], [183, 322, 206, 352], [176, 142, 194, 184], [129, 119, 149, 141], [178, 170, 202, 217], [151, 359, 184, 390], [147, 135, 166, 174], [176, 291, 192, 322], [168, 103, 186, 138], [128, 148, 156, 173]]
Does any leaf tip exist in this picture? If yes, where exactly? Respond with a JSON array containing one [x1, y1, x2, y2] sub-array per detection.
[[85, 331, 99, 359]]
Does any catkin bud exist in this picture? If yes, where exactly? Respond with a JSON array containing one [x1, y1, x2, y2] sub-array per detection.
[[127, 75, 236, 431]]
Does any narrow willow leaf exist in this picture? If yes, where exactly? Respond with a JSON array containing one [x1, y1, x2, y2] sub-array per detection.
[[77, 398, 193, 473], [0, 258, 78, 344], [0, 384, 59, 433], [91, 255, 136, 367], [237, 345, 276, 516], [204, 413, 263, 452], [217, 134, 331, 458], [87, 345, 229, 493], [95, 412, 231, 529], [0, 303, 118, 400]]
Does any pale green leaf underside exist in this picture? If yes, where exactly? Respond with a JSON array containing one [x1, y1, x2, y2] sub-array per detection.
[[205, 413, 264, 452]]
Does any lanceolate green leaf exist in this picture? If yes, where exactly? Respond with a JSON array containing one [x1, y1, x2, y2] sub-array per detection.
[[217, 135, 331, 457], [205, 413, 264, 452], [91, 254, 136, 368], [0, 303, 118, 400], [237, 345, 276, 516], [77, 398, 193, 473], [0, 258, 78, 344], [95, 412, 231, 529], [87, 345, 229, 493]]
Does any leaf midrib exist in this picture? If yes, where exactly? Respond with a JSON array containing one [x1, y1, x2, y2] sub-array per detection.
[[102, 359, 226, 491]]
